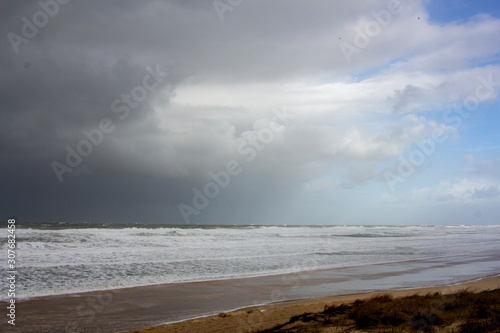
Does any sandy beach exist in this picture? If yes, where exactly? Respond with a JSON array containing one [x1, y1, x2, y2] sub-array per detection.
[[2, 251, 499, 333], [134, 275, 500, 333]]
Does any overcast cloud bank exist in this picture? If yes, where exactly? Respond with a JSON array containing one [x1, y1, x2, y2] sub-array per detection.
[[1, 0, 499, 224]]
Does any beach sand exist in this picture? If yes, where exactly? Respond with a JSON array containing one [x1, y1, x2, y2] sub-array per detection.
[[2, 253, 499, 332], [133, 275, 500, 333]]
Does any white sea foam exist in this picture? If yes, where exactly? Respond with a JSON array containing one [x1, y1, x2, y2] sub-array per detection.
[[2, 224, 500, 299]]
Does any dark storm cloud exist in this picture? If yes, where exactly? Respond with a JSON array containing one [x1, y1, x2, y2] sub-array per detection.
[[0, 1, 187, 222], [1, 0, 351, 223]]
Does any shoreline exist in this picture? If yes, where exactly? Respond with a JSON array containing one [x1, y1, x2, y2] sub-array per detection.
[[148, 272, 500, 327], [7, 248, 498, 302], [2, 253, 499, 333], [135, 274, 500, 333]]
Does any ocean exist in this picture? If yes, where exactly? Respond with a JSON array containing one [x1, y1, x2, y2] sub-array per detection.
[[3, 223, 500, 300]]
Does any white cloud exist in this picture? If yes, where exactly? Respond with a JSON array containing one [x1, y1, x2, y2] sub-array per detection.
[[412, 178, 500, 203]]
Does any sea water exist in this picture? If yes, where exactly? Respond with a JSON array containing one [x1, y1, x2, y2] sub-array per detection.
[[2, 223, 500, 300]]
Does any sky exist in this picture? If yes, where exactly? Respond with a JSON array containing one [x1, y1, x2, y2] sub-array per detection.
[[1, 0, 500, 225]]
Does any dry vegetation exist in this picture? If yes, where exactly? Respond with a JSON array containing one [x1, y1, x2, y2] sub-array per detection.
[[257, 289, 500, 332]]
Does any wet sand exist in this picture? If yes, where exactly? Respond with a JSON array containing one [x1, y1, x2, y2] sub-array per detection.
[[1, 251, 500, 333], [136, 275, 500, 333]]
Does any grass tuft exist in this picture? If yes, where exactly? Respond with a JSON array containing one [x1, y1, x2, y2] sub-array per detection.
[[258, 288, 500, 332]]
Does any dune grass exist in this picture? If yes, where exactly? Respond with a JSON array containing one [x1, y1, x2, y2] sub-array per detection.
[[258, 289, 500, 332]]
